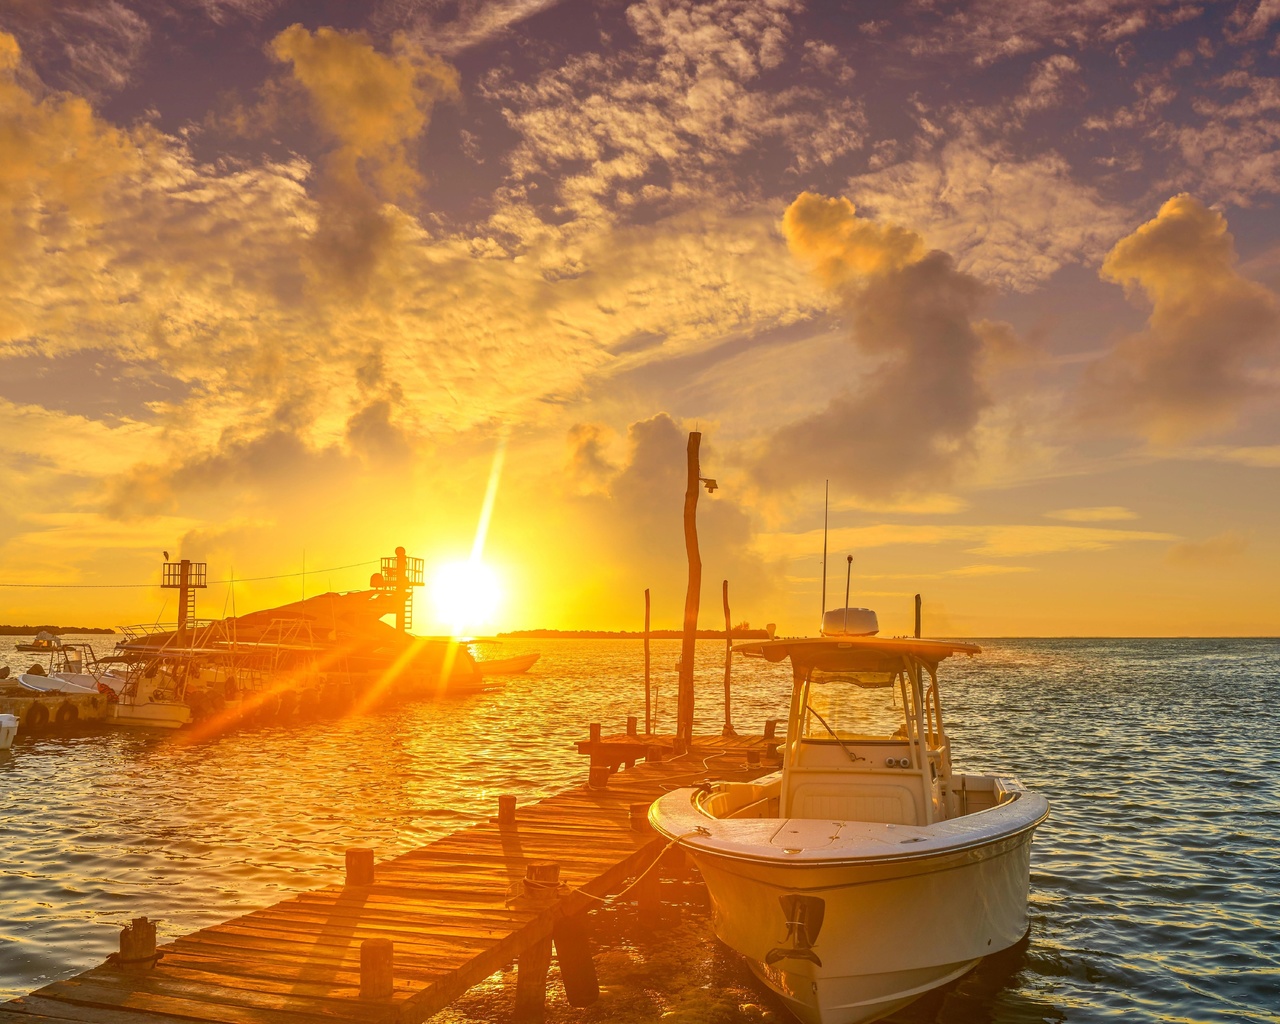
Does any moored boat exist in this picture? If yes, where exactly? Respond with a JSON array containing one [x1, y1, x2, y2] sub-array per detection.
[[15, 631, 60, 653], [0, 712, 17, 749], [474, 651, 540, 676], [650, 611, 1048, 1024]]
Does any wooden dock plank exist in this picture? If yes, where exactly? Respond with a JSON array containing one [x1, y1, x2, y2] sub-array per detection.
[[7, 735, 773, 1024]]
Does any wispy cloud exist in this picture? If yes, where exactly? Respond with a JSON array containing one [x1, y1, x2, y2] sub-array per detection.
[[1046, 506, 1138, 521], [1165, 530, 1249, 566]]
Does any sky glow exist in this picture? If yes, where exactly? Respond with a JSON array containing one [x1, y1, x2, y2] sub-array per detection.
[[0, 1, 1277, 636]]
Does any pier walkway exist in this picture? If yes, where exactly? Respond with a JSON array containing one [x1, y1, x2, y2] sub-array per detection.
[[2, 732, 779, 1024]]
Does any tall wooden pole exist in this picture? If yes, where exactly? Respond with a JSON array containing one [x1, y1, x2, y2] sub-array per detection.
[[721, 579, 735, 737], [677, 431, 701, 751], [644, 588, 652, 735], [914, 593, 922, 638]]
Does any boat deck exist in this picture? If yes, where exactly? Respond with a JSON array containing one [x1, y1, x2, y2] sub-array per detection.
[[1, 733, 777, 1024]]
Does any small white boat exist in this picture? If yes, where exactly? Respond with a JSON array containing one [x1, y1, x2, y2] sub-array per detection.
[[17, 644, 127, 696], [0, 713, 17, 750], [651, 611, 1048, 1024], [474, 651, 541, 676], [105, 660, 191, 729]]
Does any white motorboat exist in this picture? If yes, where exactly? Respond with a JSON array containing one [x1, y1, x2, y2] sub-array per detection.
[[0, 713, 17, 750], [650, 611, 1048, 1024], [17, 644, 127, 696], [105, 659, 191, 729]]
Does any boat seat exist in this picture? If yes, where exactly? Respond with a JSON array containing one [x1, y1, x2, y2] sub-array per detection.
[[786, 781, 921, 825]]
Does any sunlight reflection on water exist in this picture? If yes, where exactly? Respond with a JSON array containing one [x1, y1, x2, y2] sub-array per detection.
[[2, 636, 1278, 1022]]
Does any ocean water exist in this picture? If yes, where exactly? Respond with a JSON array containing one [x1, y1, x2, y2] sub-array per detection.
[[1, 636, 1277, 1023]]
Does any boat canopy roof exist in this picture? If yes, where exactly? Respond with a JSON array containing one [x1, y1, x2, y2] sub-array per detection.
[[735, 635, 981, 672]]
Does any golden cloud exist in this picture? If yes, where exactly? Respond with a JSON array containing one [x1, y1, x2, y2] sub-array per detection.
[[1084, 194, 1280, 441]]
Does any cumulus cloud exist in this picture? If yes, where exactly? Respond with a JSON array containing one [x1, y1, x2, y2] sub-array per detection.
[[850, 140, 1129, 291], [1082, 194, 1280, 441], [756, 192, 995, 497]]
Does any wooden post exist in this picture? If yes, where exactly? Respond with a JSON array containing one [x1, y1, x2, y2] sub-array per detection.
[[588, 722, 601, 743], [524, 861, 560, 898], [637, 865, 662, 929], [360, 938, 394, 999], [915, 593, 922, 638], [721, 579, 735, 737], [646, 744, 664, 763], [116, 916, 157, 972], [746, 748, 761, 766], [629, 801, 652, 832], [626, 715, 637, 737], [498, 794, 516, 830], [588, 765, 611, 789], [677, 431, 701, 751], [345, 848, 375, 886], [764, 719, 777, 740], [553, 915, 599, 1007], [515, 935, 553, 1018], [644, 588, 652, 734]]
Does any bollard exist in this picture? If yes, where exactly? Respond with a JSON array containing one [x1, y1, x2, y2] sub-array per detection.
[[626, 715, 638, 737], [589, 722, 602, 743], [523, 860, 561, 899], [345, 848, 375, 886], [764, 719, 778, 740], [588, 765, 611, 790], [646, 744, 664, 763], [629, 801, 653, 832], [360, 938, 394, 999], [115, 916, 159, 972], [746, 748, 761, 766], [498, 794, 517, 830]]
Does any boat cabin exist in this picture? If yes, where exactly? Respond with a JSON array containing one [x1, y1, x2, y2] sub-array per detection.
[[723, 631, 1005, 827]]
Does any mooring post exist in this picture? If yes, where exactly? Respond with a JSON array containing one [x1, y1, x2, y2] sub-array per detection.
[[498, 794, 517, 830], [360, 938, 394, 999], [646, 744, 664, 763], [626, 715, 637, 737], [629, 801, 653, 832], [588, 765, 611, 789], [345, 848, 375, 887], [588, 722, 601, 744], [746, 747, 761, 766], [721, 578, 736, 737], [677, 431, 702, 751], [644, 588, 652, 734], [116, 916, 158, 972]]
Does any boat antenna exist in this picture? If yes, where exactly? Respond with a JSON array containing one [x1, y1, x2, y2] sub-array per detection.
[[843, 555, 853, 632], [820, 480, 829, 633]]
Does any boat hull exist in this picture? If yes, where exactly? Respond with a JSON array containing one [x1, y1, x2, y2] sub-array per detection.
[[106, 700, 191, 729], [692, 829, 1036, 1024]]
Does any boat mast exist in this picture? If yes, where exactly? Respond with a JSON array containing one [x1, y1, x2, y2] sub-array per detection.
[[843, 554, 852, 632], [820, 481, 828, 633]]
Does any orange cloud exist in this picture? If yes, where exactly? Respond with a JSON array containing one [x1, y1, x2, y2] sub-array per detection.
[[758, 192, 995, 497], [1084, 194, 1280, 441]]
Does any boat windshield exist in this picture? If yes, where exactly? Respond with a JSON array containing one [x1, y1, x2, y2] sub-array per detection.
[[802, 666, 904, 740]]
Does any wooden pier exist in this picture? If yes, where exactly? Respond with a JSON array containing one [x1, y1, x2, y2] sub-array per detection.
[[1, 732, 780, 1024]]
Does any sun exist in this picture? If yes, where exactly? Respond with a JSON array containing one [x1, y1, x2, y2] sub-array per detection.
[[430, 560, 503, 636]]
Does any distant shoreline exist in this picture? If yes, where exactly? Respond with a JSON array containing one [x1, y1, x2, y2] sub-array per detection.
[[497, 628, 772, 639], [0, 625, 116, 636]]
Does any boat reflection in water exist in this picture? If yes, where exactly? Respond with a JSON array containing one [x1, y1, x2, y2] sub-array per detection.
[[651, 608, 1049, 1024]]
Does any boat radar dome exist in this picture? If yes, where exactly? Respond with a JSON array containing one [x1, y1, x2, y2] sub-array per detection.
[[821, 607, 879, 636]]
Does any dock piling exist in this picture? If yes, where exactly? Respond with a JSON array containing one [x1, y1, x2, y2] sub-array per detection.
[[553, 915, 599, 1007], [523, 860, 562, 900], [498, 794, 517, 830], [626, 715, 637, 737], [629, 801, 653, 832], [588, 722, 601, 743], [114, 916, 158, 972], [514, 935, 554, 1018], [587, 765, 611, 789], [646, 744, 664, 763], [360, 938, 394, 999], [345, 847, 375, 886]]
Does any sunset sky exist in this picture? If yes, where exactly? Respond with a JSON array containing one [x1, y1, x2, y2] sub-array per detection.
[[1, 0, 1278, 637]]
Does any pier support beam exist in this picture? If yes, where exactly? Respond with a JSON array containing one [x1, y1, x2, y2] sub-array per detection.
[[515, 936, 553, 1018], [553, 915, 599, 1007]]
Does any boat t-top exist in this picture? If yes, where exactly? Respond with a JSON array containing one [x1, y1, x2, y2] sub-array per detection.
[[650, 607, 1049, 1024]]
